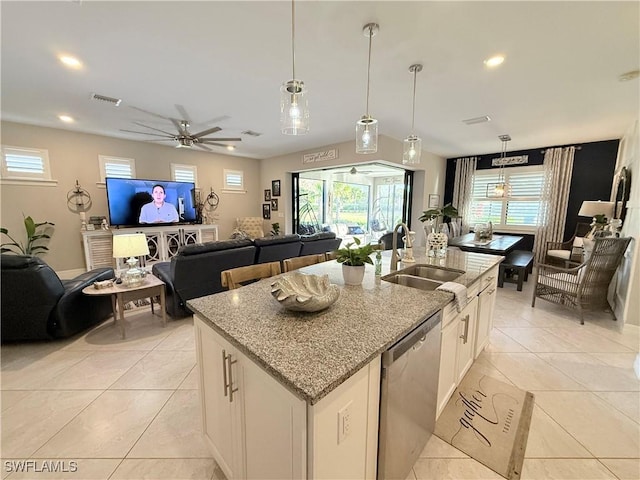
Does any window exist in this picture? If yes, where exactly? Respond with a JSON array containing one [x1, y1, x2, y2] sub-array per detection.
[[98, 155, 136, 183], [469, 166, 545, 230], [223, 169, 244, 191], [1, 145, 53, 183], [171, 163, 197, 184]]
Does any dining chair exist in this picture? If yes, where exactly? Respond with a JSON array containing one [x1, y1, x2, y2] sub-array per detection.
[[221, 261, 281, 290], [283, 254, 326, 273], [325, 251, 339, 261], [532, 236, 631, 324]]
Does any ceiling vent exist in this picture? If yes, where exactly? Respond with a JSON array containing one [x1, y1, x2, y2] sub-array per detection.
[[462, 115, 491, 125], [241, 130, 262, 137], [90, 93, 122, 106]]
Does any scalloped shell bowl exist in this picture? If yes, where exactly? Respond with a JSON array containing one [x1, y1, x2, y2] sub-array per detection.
[[271, 272, 340, 312]]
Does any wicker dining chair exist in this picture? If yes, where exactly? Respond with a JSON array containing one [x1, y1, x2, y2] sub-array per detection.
[[221, 261, 281, 290], [532, 236, 631, 324], [282, 254, 326, 273]]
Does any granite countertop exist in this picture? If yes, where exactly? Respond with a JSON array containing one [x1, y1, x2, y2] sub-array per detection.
[[188, 248, 502, 405]]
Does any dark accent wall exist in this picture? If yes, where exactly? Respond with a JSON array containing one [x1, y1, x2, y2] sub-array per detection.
[[444, 139, 619, 243]]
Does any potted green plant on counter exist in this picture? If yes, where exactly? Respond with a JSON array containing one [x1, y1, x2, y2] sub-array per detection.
[[1, 215, 55, 256], [334, 237, 375, 285]]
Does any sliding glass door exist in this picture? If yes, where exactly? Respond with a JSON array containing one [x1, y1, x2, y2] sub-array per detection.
[[292, 163, 413, 243]]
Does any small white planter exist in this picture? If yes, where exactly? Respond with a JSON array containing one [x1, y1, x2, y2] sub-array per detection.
[[342, 264, 366, 285]]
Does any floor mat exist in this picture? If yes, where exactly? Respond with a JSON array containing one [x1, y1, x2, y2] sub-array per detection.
[[434, 370, 534, 480]]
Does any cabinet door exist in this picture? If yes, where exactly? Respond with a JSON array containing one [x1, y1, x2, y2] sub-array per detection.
[[456, 297, 477, 383], [241, 354, 306, 479], [84, 233, 114, 270], [475, 284, 496, 358], [437, 317, 459, 418], [195, 319, 238, 478]]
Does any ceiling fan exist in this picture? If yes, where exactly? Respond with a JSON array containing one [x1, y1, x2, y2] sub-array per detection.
[[121, 105, 242, 151], [331, 166, 374, 175]]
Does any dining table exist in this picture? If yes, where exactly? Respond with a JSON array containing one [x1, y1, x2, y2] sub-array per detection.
[[448, 233, 524, 256]]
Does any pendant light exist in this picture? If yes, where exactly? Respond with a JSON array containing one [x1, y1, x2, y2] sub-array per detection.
[[356, 23, 379, 154], [403, 64, 423, 164], [280, 0, 309, 135], [494, 134, 511, 197]]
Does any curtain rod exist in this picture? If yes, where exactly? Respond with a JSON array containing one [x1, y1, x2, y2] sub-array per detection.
[[540, 145, 582, 153]]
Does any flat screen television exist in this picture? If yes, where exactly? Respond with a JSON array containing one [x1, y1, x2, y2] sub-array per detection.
[[105, 177, 197, 227]]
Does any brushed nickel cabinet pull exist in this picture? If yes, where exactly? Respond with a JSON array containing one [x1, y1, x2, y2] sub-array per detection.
[[222, 349, 229, 397], [459, 314, 470, 344]]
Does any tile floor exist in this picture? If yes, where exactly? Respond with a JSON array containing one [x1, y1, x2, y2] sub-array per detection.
[[1, 277, 639, 479]]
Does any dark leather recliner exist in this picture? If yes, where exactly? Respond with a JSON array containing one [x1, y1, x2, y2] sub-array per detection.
[[299, 232, 342, 256], [1, 255, 115, 342], [152, 238, 257, 318]]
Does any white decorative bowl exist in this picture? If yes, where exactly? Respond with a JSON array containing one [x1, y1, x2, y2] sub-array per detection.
[[271, 272, 340, 312]]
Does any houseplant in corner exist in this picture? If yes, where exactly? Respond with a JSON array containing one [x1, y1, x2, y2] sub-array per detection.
[[1, 215, 55, 256], [334, 237, 375, 286], [419, 204, 459, 257]]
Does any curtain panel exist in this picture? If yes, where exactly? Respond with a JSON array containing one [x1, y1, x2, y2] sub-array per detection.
[[452, 156, 477, 234], [533, 146, 576, 263]]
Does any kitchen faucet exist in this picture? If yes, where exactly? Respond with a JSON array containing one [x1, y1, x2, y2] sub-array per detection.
[[390, 222, 412, 271]]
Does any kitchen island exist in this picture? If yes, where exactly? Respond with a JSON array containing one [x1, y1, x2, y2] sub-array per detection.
[[188, 248, 502, 479]]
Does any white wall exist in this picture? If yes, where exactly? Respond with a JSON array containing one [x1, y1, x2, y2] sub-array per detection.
[[0, 121, 262, 271], [613, 119, 640, 325], [259, 135, 446, 243]]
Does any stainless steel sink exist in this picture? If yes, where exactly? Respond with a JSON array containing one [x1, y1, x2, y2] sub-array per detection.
[[381, 274, 444, 291], [395, 264, 464, 282], [381, 264, 464, 291]]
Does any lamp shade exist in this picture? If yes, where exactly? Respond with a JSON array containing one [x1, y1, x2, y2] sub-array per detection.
[[112, 234, 149, 259], [578, 201, 615, 220]]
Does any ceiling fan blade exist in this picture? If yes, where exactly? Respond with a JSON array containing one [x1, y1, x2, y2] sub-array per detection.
[[198, 115, 230, 126], [192, 126, 222, 138], [194, 143, 213, 151], [132, 122, 176, 136], [200, 137, 242, 142], [145, 139, 176, 142], [130, 106, 174, 121], [174, 104, 192, 123], [200, 142, 230, 148], [120, 128, 174, 138]]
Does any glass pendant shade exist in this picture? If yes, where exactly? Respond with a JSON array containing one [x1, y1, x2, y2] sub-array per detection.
[[403, 134, 421, 164], [280, 79, 309, 135], [356, 115, 378, 153]]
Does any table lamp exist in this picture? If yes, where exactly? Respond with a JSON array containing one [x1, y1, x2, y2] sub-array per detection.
[[578, 200, 615, 237], [112, 233, 150, 287]]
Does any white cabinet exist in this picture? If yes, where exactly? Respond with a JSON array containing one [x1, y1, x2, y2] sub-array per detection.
[[474, 266, 499, 358], [82, 224, 218, 271], [194, 316, 307, 480], [436, 296, 478, 418]]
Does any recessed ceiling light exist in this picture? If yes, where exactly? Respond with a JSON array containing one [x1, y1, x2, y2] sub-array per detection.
[[484, 55, 505, 68], [226, 145, 236, 151], [58, 55, 82, 69], [58, 115, 74, 123]]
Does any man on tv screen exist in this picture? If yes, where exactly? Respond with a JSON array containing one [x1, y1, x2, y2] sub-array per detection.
[[139, 184, 180, 223]]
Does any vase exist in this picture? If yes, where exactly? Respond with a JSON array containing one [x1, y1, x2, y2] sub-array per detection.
[[425, 224, 448, 258], [342, 264, 365, 285]]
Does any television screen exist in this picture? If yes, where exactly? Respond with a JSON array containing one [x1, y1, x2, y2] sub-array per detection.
[[105, 177, 197, 227]]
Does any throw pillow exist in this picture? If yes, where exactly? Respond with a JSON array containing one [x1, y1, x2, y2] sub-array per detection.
[[230, 229, 250, 240]]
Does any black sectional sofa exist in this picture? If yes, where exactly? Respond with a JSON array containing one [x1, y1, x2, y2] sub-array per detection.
[[152, 232, 341, 318]]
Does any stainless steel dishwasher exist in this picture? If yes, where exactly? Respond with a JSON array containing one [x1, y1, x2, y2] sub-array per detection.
[[377, 311, 442, 480]]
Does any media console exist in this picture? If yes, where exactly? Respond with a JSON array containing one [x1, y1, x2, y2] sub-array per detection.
[[82, 224, 219, 271]]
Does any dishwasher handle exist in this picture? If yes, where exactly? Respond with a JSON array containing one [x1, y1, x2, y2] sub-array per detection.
[[382, 312, 441, 367]]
